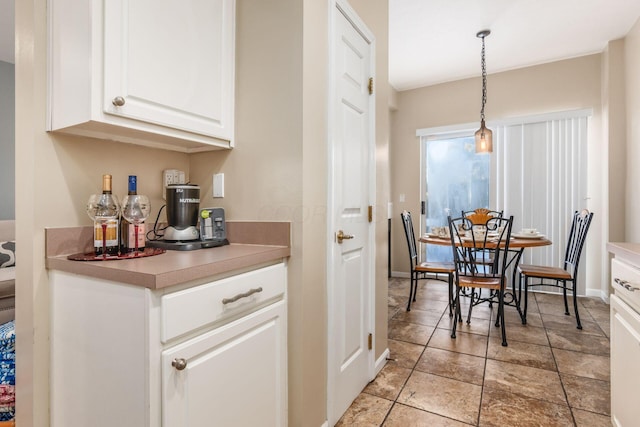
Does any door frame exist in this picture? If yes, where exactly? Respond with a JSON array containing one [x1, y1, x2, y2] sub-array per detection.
[[326, 0, 377, 424]]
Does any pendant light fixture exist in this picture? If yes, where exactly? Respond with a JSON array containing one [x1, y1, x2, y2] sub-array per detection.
[[475, 29, 493, 154]]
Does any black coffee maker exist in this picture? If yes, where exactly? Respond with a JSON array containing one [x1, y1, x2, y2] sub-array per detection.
[[164, 184, 200, 241]]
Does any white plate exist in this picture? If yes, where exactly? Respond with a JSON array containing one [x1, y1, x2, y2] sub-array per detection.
[[426, 233, 448, 238], [512, 233, 546, 239]]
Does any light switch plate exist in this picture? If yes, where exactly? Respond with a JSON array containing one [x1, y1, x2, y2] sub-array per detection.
[[213, 173, 224, 198]]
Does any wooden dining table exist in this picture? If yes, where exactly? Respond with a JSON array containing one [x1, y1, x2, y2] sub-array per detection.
[[419, 233, 552, 317]]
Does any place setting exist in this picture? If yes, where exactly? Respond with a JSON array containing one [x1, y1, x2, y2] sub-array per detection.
[[511, 228, 546, 239]]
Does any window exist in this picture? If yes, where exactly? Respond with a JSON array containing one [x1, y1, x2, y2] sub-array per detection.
[[418, 110, 590, 293], [422, 134, 490, 262]]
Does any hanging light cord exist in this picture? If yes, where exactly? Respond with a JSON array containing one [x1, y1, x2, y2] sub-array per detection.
[[480, 34, 487, 124]]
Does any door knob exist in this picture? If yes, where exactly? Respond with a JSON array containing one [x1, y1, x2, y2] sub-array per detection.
[[336, 230, 354, 244]]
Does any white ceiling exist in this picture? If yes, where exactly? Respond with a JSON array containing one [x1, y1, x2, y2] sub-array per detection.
[[389, 0, 640, 91], [3, 0, 640, 89]]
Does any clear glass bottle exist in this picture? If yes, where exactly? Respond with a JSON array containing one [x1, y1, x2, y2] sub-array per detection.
[[120, 175, 146, 254], [93, 174, 120, 256]]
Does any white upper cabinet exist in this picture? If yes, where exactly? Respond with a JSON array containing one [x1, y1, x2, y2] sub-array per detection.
[[48, 0, 235, 153]]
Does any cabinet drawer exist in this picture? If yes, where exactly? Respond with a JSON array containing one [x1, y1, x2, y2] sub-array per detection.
[[161, 263, 285, 342]]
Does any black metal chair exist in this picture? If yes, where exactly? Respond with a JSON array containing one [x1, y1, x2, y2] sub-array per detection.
[[400, 211, 455, 313], [448, 214, 514, 346], [518, 209, 594, 329]]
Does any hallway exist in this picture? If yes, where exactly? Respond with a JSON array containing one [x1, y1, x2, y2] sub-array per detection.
[[337, 278, 611, 426]]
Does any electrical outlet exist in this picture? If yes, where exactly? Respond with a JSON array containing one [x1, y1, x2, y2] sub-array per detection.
[[163, 169, 185, 199]]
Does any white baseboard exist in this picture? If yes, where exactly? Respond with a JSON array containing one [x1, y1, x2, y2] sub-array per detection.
[[374, 348, 390, 376], [391, 271, 409, 278], [585, 288, 609, 303], [320, 422, 329, 427]]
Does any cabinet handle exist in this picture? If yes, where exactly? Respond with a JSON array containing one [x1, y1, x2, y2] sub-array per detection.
[[222, 287, 263, 305], [614, 277, 640, 292], [171, 358, 187, 371], [112, 96, 126, 107]]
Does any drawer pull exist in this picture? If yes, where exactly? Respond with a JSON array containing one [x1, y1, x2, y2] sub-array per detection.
[[171, 358, 187, 371], [614, 278, 640, 292], [222, 287, 263, 305]]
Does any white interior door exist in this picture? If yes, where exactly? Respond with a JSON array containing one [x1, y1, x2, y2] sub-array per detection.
[[328, 1, 375, 424]]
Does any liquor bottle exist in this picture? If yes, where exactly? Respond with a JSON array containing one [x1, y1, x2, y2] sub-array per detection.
[[93, 174, 120, 256], [120, 175, 146, 254]]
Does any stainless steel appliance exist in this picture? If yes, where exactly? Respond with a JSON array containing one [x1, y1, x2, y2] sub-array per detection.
[[164, 184, 200, 241], [148, 185, 228, 251]]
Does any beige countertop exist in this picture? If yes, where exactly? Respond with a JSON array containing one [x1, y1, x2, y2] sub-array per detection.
[[46, 221, 291, 289], [608, 242, 640, 267]]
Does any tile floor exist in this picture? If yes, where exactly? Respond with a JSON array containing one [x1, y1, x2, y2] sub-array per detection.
[[337, 278, 611, 426]]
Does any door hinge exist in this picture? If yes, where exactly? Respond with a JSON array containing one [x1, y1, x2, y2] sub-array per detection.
[[367, 333, 373, 350], [368, 205, 373, 223], [368, 77, 374, 95]]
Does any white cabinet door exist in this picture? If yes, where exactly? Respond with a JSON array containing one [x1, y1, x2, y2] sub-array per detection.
[[103, 0, 234, 140], [162, 300, 287, 427], [611, 294, 640, 427], [48, 0, 235, 152]]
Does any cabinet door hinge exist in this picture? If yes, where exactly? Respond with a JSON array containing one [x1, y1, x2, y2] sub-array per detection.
[[368, 77, 374, 95], [367, 333, 373, 350], [368, 205, 373, 223]]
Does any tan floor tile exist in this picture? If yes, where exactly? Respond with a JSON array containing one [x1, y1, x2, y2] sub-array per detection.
[[546, 328, 610, 356], [487, 337, 556, 370], [428, 327, 489, 357], [388, 320, 435, 346], [363, 363, 413, 401], [541, 312, 605, 336], [455, 299, 494, 320], [415, 347, 485, 385], [503, 309, 544, 327], [335, 392, 393, 427], [397, 370, 481, 425], [438, 314, 491, 336], [383, 403, 472, 427], [488, 321, 549, 346], [392, 307, 444, 327], [572, 408, 612, 427], [409, 296, 451, 313], [553, 348, 610, 381], [484, 359, 565, 404], [561, 374, 610, 416], [479, 388, 573, 427], [387, 339, 424, 369]]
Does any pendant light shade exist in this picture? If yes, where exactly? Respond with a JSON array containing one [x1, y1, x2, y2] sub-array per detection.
[[475, 30, 492, 154], [475, 120, 493, 153]]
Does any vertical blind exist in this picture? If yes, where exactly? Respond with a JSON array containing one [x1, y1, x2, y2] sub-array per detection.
[[492, 112, 590, 294]]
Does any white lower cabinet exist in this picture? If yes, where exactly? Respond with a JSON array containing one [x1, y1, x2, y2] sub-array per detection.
[[162, 300, 286, 426], [50, 262, 287, 427]]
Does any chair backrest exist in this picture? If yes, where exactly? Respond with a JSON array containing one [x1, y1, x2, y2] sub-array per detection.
[[400, 210, 419, 270], [462, 208, 503, 225], [563, 209, 594, 276], [448, 215, 514, 283]]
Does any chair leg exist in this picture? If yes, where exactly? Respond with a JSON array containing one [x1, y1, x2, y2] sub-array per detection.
[[448, 273, 454, 318], [406, 274, 415, 312], [522, 276, 529, 325], [562, 279, 569, 315], [499, 289, 507, 346], [466, 288, 474, 324], [452, 285, 461, 338], [572, 280, 582, 330]]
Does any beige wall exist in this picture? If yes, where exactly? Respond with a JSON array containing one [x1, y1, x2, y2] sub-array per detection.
[[15, 0, 389, 425], [390, 54, 608, 296], [625, 18, 640, 242]]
